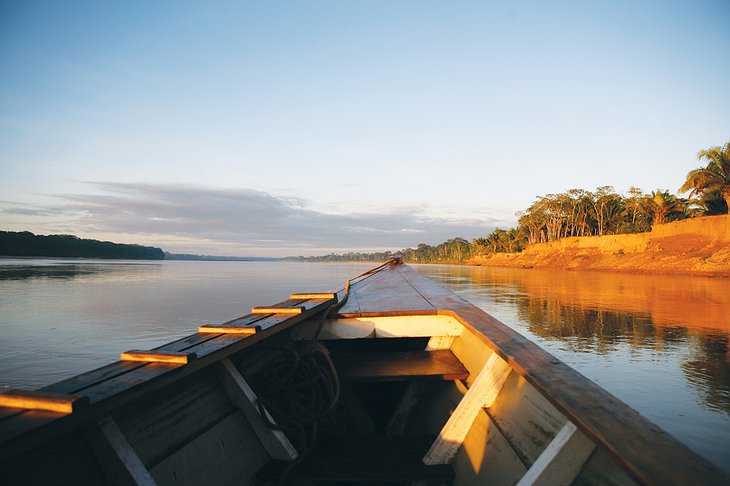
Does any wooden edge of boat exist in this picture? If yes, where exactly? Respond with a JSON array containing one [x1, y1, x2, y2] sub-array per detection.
[[0, 259, 727, 486]]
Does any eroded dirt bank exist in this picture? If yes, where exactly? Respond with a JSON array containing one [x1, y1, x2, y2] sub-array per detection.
[[469, 215, 730, 277]]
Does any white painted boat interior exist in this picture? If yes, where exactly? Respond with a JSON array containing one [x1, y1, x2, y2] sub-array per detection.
[[4, 313, 640, 486], [115, 315, 635, 485]]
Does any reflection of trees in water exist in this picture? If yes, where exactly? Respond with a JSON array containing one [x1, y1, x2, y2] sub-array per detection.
[[513, 294, 730, 415], [0, 265, 103, 280], [682, 333, 730, 414], [0, 264, 152, 281], [424, 265, 730, 417], [514, 297, 659, 353]]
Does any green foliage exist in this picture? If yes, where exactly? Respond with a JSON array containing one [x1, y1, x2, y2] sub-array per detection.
[[401, 238, 474, 263], [698, 191, 729, 215], [0, 231, 165, 259], [644, 190, 688, 225], [286, 251, 396, 263], [680, 141, 730, 212], [514, 186, 655, 245]]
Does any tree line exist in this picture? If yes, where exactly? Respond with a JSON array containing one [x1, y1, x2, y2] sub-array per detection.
[[286, 239, 476, 264], [298, 141, 730, 263], [477, 186, 709, 253], [0, 231, 165, 259], [478, 141, 729, 252]]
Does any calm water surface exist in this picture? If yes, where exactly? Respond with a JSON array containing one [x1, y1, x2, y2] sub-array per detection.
[[0, 259, 728, 472], [415, 264, 730, 474]]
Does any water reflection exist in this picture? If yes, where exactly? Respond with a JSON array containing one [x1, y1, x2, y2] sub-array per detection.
[[516, 299, 730, 414], [415, 265, 730, 471], [683, 333, 730, 414], [0, 259, 373, 391], [443, 267, 730, 333], [0, 264, 117, 280], [0, 259, 160, 281], [419, 266, 730, 403]]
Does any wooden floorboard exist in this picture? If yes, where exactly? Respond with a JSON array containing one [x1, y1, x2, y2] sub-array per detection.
[[259, 434, 454, 482]]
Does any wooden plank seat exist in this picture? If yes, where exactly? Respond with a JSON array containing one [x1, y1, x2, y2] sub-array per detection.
[[259, 434, 454, 482], [120, 350, 196, 364], [0, 390, 89, 414], [290, 292, 338, 301], [0, 295, 341, 460], [251, 306, 305, 315], [332, 350, 469, 382]]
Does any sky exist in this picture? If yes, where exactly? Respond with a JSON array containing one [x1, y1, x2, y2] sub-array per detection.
[[1, 1, 729, 257]]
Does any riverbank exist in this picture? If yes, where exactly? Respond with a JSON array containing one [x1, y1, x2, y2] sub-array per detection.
[[469, 215, 730, 277], [0, 231, 165, 259]]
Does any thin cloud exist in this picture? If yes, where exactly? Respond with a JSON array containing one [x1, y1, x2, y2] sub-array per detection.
[[3, 182, 502, 255]]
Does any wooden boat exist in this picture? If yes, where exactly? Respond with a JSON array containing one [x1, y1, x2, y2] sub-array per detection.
[[0, 258, 727, 485]]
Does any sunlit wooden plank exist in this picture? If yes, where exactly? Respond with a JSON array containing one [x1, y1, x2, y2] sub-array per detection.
[[120, 350, 196, 364], [516, 421, 596, 486], [0, 389, 89, 414], [423, 352, 512, 465]]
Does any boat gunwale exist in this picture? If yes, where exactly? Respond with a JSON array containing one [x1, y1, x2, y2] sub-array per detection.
[[0, 263, 394, 460], [0, 261, 727, 486], [382, 264, 729, 486]]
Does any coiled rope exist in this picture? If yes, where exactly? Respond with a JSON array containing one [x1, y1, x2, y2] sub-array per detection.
[[253, 257, 400, 484]]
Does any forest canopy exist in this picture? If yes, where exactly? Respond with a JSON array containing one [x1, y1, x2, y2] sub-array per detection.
[[0, 231, 165, 260]]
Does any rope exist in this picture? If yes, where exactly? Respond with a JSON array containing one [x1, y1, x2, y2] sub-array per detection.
[[253, 257, 400, 484]]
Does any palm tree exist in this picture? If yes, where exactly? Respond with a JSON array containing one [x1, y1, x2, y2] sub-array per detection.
[[679, 142, 730, 213], [644, 190, 684, 225], [697, 190, 729, 215]]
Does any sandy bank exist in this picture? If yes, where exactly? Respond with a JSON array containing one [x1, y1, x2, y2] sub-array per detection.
[[469, 215, 730, 277]]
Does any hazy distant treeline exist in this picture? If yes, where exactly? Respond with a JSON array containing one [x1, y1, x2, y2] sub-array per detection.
[[165, 252, 277, 261], [286, 239, 473, 264], [285, 251, 397, 263], [0, 231, 165, 260]]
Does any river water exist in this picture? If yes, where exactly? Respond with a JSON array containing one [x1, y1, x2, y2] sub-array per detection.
[[0, 258, 728, 472]]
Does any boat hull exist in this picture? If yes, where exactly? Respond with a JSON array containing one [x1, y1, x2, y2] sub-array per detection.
[[0, 261, 726, 485]]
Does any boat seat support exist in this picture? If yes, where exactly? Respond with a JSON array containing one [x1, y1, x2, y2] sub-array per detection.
[[83, 414, 157, 486], [515, 421, 596, 486], [215, 358, 298, 461], [423, 351, 512, 465]]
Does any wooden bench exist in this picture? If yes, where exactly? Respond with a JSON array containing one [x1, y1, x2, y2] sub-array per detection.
[[332, 350, 469, 382]]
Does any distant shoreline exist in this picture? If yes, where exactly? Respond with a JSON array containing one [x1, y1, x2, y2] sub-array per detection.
[[295, 216, 730, 278], [7, 215, 728, 277], [462, 215, 730, 278], [164, 252, 279, 262], [0, 231, 164, 260]]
